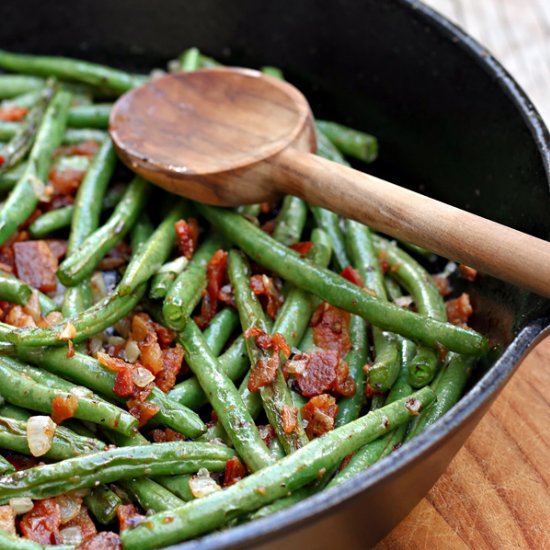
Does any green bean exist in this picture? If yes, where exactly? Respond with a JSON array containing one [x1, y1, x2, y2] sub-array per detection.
[[0, 530, 74, 550], [0, 455, 14, 474], [17, 347, 206, 438], [0, 416, 106, 460], [236, 204, 261, 218], [179, 320, 273, 471], [120, 478, 185, 512], [0, 89, 72, 246], [0, 50, 142, 94], [315, 125, 349, 164], [0, 356, 138, 435], [201, 308, 240, 354], [118, 201, 190, 295], [3, 283, 147, 347], [0, 273, 32, 305], [84, 484, 122, 524], [261, 66, 284, 79], [346, 221, 401, 392], [120, 388, 434, 549], [149, 256, 188, 299], [405, 352, 475, 440], [198, 55, 222, 69], [1, 90, 42, 108], [310, 207, 350, 271], [179, 48, 201, 71], [162, 236, 222, 330], [316, 120, 378, 163], [28, 206, 72, 237], [196, 205, 488, 356], [0, 162, 25, 192], [0, 441, 235, 502], [271, 196, 308, 245], [62, 128, 106, 144], [58, 176, 150, 286], [0, 80, 55, 174], [66, 103, 112, 128], [0, 120, 18, 141], [373, 235, 446, 387], [0, 75, 45, 98], [228, 250, 309, 454], [168, 336, 249, 411], [330, 337, 416, 486]]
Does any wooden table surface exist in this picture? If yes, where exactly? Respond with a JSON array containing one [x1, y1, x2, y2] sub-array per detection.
[[376, 2, 550, 548]]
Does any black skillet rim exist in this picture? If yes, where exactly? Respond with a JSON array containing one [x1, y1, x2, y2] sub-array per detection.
[[165, 1, 550, 548]]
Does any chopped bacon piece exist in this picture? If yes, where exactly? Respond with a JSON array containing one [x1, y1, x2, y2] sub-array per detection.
[[49, 168, 85, 195], [117, 504, 145, 531], [0, 106, 28, 121], [99, 241, 131, 270], [113, 367, 135, 397], [459, 264, 478, 282], [340, 266, 364, 287], [45, 239, 68, 260], [258, 424, 277, 448], [378, 250, 389, 274], [249, 274, 283, 319], [284, 350, 356, 397], [130, 312, 156, 342], [175, 218, 199, 260], [20, 498, 61, 545], [152, 321, 176, 349], [244, 329, 291, 392], [223, 456, 247, 487], [311, 302, 351, 355], [260, 219, 276, 235], [432, 274, 453, 297], [0, 155, 4, 167], [302, 394, 338, 438], [194, 250, 228, 329], [53, 140, 100, 159], [127, 398, 160, 427], [63, 507, 97, 541], [149, 428, 185, 443], [260, 201, 277, 214], [51, 394, 78, 424], [339, 452, 354, 471], [4, 451, 39, 471], [78, 532, 121, 550], [289, 241, 314, 256], [445, 292, 473, 327], [4, 305, 36, 328], [14, 240, 58, 292], [281, 404, 298, 433], [155, 346, 185, 393]]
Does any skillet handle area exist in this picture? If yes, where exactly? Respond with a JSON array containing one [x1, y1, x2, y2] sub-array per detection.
[[272, 147, 550, 299]]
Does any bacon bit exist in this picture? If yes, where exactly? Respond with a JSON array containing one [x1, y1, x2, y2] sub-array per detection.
[[98, 241, 131, 270], [260, 201, 277, 214], [78, 532, 122, 550], [149, 428, 185, 443], [127, 399, 160, 427], [432, 274, 453, 297], [4, 451, 39, 471], [194, 250, 229, 329], [459, 264, 478, 282], [289, 241, 314, 256], [53, 140, 99, 159], [445, 293, 473, 327], [175, 218, 199, 260], [311, 302, 351, 355], [218, 284, 234, 307], [20, 498, 61, 545], [281, 405, 298, 433], [339, 452, 354, 471], [283, 350, 356, 397], [0, 155, 4, 167], [138, 333, 163, 375], [63, 506, 96, 541], [378, 250, 389, 274], [302, 394, 338, 438], [14, 240, 58, 292], [258, 424, 277, 448], [113, 367, 135, 397], [0, 505, 15, 534], [48, 168, 85, 195], [51, 394, 78, 424], [365, 382, 382, 398], [45, 239, 68, 260], [4, 305, 36, 328], [152, 321, 176, 349], [260, 219, 275, 235], [117, 504, 145, 532], [249, 274, 283, 319], [245, 329, 291, 392], [340, 266, 364, 287], [155, 346, 184, 393], [58, 321, 76, 341], [223, 456, 247, 487], [0, 106, 28, 121]]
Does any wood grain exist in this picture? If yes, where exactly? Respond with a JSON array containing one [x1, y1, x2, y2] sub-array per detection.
[[375, 334, 550, 550]]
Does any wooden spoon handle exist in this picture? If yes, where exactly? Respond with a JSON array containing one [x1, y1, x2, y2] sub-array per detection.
[[273, 147, 550, 297]]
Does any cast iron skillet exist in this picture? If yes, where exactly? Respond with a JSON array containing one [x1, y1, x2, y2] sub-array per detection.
[[1, 0, 549, 547]]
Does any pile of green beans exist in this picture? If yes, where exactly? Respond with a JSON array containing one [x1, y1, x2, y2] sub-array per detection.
[[0, 47, 489, 549]]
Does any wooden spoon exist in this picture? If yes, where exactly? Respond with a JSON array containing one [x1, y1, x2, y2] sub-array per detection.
[[109, 67, 550, 298]]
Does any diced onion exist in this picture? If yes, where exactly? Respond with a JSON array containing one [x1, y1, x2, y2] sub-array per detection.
[[158, 255, 188, 274], [8, 497, 33, 515], [132, 366, 156, 388], [57, 494, 82, 524], [107, 336, 126, 347], [394, 295, 414, 308], [89, 336, 103, 356], [59, 526, 83, 545], [188, 468, 222, 498], [125, 339, 141, 363], [26, 416, 56, 457], [58, 321, 76, 341], [90, 272, 107, 303], [44, 311, 64, 326], [0, 505, 15, 534], [23, 290, 41, 322]]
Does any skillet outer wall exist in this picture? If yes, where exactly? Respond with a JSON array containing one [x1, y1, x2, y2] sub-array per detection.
[[1, 0, 550, 548]]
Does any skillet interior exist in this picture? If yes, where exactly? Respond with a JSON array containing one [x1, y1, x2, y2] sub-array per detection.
[[1, 0, 549, 547]]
